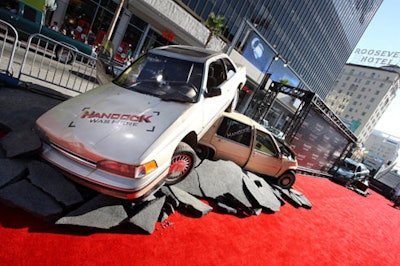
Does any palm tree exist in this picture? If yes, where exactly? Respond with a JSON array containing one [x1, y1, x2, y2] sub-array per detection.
[[279, 79, 290, 85], [205, 12, 225, 48]]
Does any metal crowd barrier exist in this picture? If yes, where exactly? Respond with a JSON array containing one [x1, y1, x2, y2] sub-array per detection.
[[0, 19, 19, 83], [18, 33, 98, 96]]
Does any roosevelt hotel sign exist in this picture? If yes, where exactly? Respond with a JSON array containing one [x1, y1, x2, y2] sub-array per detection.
[[348, 48, 400, 67]]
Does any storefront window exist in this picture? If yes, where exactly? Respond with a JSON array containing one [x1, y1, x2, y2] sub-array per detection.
[[115, 24, 142, 63], [61, 0, 176, 64], [62, 0, 116, 46], [142, 29, 173, 53]]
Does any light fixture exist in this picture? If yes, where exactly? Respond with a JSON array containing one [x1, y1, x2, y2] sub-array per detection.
[[283, 60, 290, 67]]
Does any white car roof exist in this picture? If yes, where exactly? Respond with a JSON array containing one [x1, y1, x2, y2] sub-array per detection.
[[150, 45, 225, 63]]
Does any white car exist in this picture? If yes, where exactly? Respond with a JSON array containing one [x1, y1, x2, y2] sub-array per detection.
[[35, 45, 246, 200]]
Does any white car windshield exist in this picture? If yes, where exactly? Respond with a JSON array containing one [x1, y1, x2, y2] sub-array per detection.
[[114, 54, 204, 103]]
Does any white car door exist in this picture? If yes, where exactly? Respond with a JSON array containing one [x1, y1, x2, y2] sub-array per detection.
[[201, 58, 236, 131]]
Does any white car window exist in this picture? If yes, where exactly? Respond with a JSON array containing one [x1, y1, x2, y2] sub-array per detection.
[[208, 59, 227, 87], [114, 53, 203, 102], [223, 58, 236, 79]]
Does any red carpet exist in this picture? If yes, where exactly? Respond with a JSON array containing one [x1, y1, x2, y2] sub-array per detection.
[[1, 175, 399, 265]]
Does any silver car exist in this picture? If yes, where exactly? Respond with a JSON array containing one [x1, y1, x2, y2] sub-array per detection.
[[330, 158, 370, 186]]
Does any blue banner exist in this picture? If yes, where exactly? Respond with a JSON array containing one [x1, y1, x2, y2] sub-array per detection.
[[242, 32, 300, 87]]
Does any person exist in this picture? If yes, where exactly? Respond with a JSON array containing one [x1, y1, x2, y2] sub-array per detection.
[[60, 22, 74, 38], [87, 31, 96, 46], [125, 44, 133, 65], [50, 21, 59, 31], [392, 185, 400, 209], [91, 45, 98, 57]]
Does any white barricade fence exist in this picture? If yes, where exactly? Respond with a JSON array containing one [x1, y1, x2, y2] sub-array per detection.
[[0, 19, 19, 78], [19, 33, 98, 96]]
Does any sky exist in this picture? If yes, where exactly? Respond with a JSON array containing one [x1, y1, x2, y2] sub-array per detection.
[[347, 0, 400, 139]]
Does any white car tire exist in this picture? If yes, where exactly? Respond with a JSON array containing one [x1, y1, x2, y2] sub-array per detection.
[[166, 142, 196, 185]]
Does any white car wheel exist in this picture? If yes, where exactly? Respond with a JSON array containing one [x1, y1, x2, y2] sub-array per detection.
[[166, 142, 196, 185]]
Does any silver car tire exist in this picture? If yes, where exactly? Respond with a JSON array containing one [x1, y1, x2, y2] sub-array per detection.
[[166, 142, 196, 185]]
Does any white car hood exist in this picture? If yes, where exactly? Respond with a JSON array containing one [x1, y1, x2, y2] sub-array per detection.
[[36, 83, 191, 163]]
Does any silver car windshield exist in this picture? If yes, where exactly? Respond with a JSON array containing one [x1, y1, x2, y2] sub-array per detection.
[[114, 54, 204, 103], [342, 161, 357, 172]]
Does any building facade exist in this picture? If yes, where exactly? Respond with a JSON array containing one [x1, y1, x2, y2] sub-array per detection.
[[49, 0, 382, 99], [326, 64, 400, 143], [364, 130, 400, 167]]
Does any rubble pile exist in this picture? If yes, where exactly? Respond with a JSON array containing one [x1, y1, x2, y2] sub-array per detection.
[[0, 87, 311, 234], [0, 139, 311, 234]]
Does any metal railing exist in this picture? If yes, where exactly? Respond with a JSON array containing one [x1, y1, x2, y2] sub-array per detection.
[[0, 20, 19, 77], [18, 33, 98, 96], [1, 19, 100, 95]]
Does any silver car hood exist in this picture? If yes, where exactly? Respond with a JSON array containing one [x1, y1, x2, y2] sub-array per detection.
[[36, 83, 190, 163], [335, 168, 354, 179]]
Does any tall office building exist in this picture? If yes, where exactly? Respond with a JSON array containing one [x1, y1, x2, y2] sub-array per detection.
[[325, 64, 400, 143], [49, 0, 382, 99], [180, 0, 383, 98]]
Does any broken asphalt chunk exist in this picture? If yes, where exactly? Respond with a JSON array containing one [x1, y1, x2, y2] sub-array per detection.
[[0, 179, 63, 221], [0, 128, 41, 158], [216, 200, 238, 215], [129, 196, 166, 234], [0, 158, 27, 188], [290, 189, 312, 209], [173, 168, 203, 197], [160, 186, 180, 208], [56, 194, 127, 229], [219, 192, 255, 217], [196, 160, 252, 207], [26, 160, 84, 207], [276, 187, 303, 208], [169, 185, 212, 218], [243, 173, 281, 212]]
